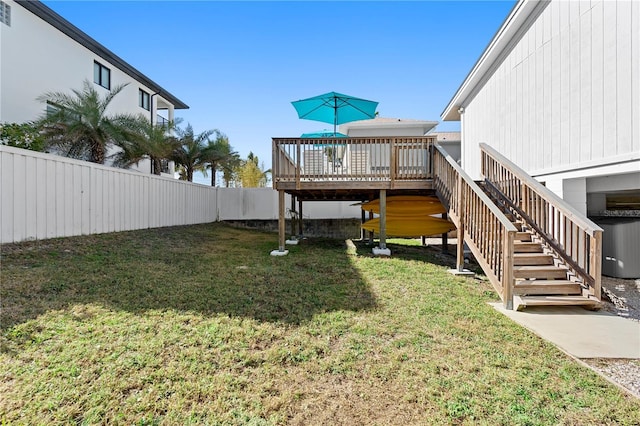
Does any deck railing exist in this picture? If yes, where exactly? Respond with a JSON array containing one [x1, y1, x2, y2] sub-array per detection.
[[480, 143, 602, 300], [433, 143, 518, 309], [272, 137, 434, 186]]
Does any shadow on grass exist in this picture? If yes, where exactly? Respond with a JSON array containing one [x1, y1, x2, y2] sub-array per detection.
[[350, 239, 484, 274], [1, 224, 377, 330]]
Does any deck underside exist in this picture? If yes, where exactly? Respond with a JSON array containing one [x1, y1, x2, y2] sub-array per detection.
[[276, 180, 434, 201]]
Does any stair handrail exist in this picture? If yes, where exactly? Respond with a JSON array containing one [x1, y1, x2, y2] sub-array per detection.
[[480, 143, 602, 300], [433, 143, 518, 309]]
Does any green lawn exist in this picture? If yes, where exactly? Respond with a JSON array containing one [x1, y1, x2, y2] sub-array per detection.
[[1, 223, 639, 425]]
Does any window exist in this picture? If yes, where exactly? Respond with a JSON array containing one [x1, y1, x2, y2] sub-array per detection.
[[93, 61, 110, 89], [46, 102, 59, 117], [0, 1, 10, 26], [139, 89, 150, 111]]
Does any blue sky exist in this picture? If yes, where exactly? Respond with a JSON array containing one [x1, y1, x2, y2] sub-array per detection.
[[43, 0, 515, 185]]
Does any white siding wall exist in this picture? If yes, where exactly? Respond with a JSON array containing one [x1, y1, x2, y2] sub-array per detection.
[[0, 146, 362, 244], [461, 0, 640, 180]]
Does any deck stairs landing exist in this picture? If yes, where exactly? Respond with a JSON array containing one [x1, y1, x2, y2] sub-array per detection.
[[479, 183, 600, 310]]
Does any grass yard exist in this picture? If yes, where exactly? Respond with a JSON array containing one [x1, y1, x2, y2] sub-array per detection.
[[1, 223, 639, 425]]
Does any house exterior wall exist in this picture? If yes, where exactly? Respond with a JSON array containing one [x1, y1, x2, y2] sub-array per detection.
[[0, 1, 161, 124], [0, 1, 183, 174], [457, 0, 639, 186]]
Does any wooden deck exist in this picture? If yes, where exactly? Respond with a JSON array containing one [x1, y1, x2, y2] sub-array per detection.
[[272, 137, 435, 200], [271, 138, 603, 311]]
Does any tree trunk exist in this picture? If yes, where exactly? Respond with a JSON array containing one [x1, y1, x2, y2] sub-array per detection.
[[152, 157, 162, 175], [92, 142, 105, 164], [211, 162, 217, 187]]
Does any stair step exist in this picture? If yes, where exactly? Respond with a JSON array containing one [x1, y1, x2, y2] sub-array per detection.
[[514, 242, 543, 253], [515, 232, 532, 241], [513, 265, 568, 279], [514, 295, 601, 311], [513, 253, 554, 265], [514, 280, 582, 295], [511, 222, 525, 231]]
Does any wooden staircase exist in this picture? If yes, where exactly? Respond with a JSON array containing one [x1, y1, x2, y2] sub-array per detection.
[[482, 196, 594, 307], [433, 143, 602, 311], [477, 145, 602, 311], [508, 216, 599, 310]]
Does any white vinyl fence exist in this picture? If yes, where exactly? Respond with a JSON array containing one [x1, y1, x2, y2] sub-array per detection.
[[0, 146, 360, 244]]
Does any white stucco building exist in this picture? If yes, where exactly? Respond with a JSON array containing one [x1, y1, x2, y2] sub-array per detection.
[[0, 0, 188, 173]]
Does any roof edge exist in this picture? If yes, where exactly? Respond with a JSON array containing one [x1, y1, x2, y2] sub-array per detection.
[[16, 0, 189, 110], [440, 0, 549, 121], [341, 119, 439, 130]]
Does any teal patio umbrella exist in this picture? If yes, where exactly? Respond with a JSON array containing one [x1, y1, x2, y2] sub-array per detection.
[[301, 130, 347, 138], [292, 92, 378, 135]]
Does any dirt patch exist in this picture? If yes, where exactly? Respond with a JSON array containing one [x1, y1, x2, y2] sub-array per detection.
[[584, 277, 640, 399], [600, 277, 640, 322]]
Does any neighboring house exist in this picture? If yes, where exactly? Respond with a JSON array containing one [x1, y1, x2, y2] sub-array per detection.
[[427, 131, 461, 163], [0, 0, 188, 175], [441, 0, 639, 278], [340, 117, 438, 137], [335, 118, 439, 176]]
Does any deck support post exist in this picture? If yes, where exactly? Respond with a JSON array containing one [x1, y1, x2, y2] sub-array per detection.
[[298, 198, 303, 237], [361, 208, 366, 241], [270, 190, 289, 256], [441, 212, 449, 254], [368, 210, 374, 244], [290, 194, 296, 238], [373, 189, 391, 256]]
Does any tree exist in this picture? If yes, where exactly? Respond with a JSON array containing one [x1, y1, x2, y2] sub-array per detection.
[[0, 122, 46, 152], [36, 80, 140, 164], [201, 131, 240, 186], [172, 124, 214, 182], [113, 118, 179, 175], [221, 154, 241, 187], [238, 152, 271, 188]]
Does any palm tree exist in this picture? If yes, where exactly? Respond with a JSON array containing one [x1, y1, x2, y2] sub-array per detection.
[[222, 154, 241, 187], [201, 131, 239, 186], [37, 80, 139, 164], [172, 124, 214, 182], [114, 118, 179, 175]]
